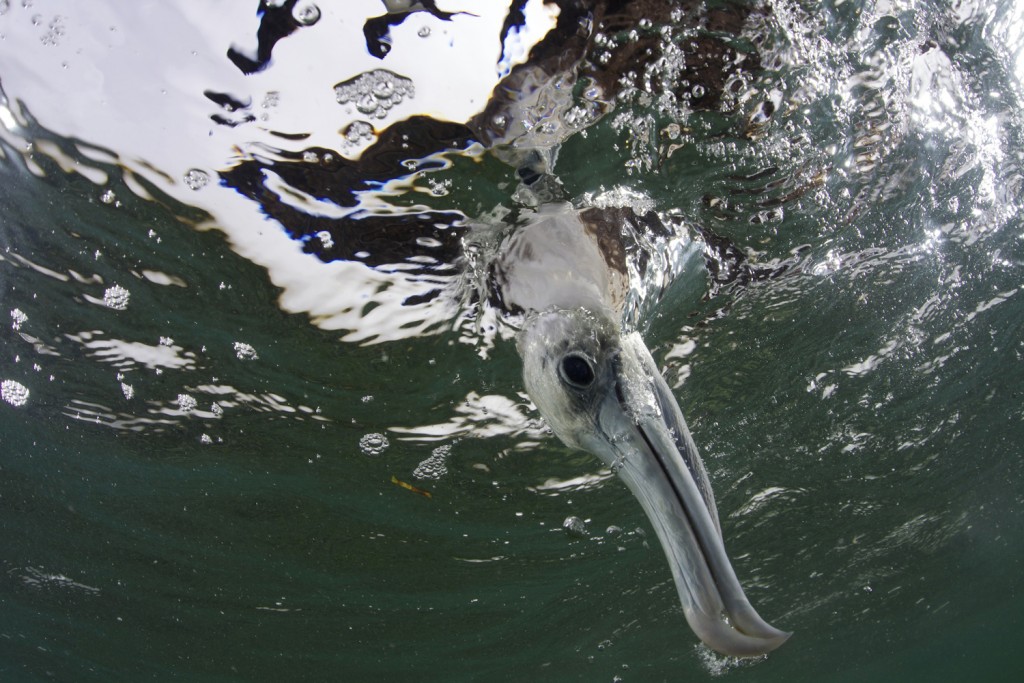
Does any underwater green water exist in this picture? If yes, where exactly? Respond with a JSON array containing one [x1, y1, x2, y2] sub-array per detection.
[[3, 0, 1024, 681]]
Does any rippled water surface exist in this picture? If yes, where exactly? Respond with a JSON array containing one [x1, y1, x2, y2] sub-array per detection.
[[2, 1, 1024, 680]]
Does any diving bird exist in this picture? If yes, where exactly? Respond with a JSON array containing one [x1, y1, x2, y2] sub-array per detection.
[[215, 0, 791, 655], [492, 202, 791, 656]]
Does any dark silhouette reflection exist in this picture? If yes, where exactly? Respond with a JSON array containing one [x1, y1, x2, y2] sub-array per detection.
[[363, 0, 473, 59], [228, 0, 307, 75], [218, 116, 475, 271], [215, 0, 770, 311]]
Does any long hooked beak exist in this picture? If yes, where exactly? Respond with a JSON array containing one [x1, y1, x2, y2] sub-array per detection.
[[588, 332, 790, 657]]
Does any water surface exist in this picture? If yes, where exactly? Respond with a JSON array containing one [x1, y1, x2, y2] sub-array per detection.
[[2, 1, 1024, 681]]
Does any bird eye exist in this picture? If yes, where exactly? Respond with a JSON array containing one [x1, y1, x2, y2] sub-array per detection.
[[560, 353, 595, 388]]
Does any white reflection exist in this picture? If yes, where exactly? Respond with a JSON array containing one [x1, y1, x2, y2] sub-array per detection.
[[390, 390, 545, 441], [908, 46, 961, 134], [63, 399, 178, 431], [187, 383, 326, 419], [0, 1, 553, 179], [20, 567, 100, 595], [528, 471, 614, 495], [841, 338, 898, 377], [0, 0, 559, 343], [139, 270, 188, 288], [0, 102, 15, 131], [997, 0, 1024, 91], [68, 331, 197, 371], [964, 285, 1021, 323], [728, 486, 801, 519]]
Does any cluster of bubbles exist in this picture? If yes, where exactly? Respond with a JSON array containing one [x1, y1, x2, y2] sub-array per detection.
[[38, 14, 65, 47], [183, 169, 210, 191], [10, 308, 27, 331], [1, 379, 29, 407], [342, 120, 375, 145], [316, 230, 334, 249], [427, 177, 452, 196], [413, 444, 451, 480], [99, 190, 121, 207], [334, 69, 414, 120], [102, 285, 130, 310], [562, 515, 588, 537], [358, 432, 390, 455], [177, 393, 197, 413], [232, 342, 259, 361]]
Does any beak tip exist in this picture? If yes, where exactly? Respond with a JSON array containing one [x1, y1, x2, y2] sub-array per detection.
[[686, 608, 792, 658]]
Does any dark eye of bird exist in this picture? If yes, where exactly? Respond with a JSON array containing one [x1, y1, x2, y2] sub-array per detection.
[[560, 353, 595, 388]]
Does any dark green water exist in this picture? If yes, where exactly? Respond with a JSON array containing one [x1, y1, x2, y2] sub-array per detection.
[[2, 1, 1024, 681]]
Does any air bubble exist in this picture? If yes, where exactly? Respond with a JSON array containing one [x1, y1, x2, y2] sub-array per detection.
[[293, 2, 320, 26], [177, 394, 197, 413], [372, 79, 395, 99], [359, 432, 390, 456], [262, 91, 280, 109], [417, 26, 430, 38], [355, 93, 378, 115], [563, 516, 588, 537], [183, 169, 210, 190]]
